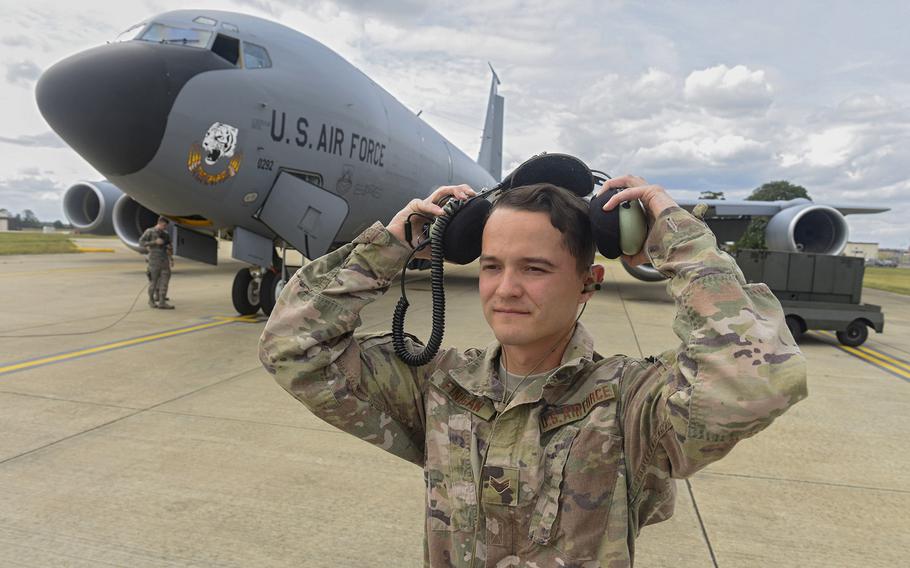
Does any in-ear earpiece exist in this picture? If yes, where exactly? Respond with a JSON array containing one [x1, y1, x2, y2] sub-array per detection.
[[583, 282, 602, 293]]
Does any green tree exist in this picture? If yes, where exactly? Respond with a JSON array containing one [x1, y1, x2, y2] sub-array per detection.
[[746, 180, 810, 202], [698, 190, 726, 200], [20, 209, 41, 229], [734, 181, 813, 250]]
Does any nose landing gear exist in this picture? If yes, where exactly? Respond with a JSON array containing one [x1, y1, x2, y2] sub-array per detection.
[[236, 244, 299, 316], [231, 267, 261, 315], [232, 239, 312, 316], [259, 269, 287, 316]]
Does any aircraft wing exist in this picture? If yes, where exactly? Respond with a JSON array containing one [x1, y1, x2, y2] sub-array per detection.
[[673, 198, 890, 216]]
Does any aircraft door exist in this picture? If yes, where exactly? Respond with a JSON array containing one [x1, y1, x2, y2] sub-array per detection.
[[255, 170, 349, 259]]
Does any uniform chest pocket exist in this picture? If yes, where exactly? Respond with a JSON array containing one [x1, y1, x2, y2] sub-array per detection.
[[529, 416, 622, 561]]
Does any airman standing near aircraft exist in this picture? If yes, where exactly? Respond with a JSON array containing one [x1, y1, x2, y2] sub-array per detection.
[[139, 216, 174, 310], [259, 178, 808, 567]]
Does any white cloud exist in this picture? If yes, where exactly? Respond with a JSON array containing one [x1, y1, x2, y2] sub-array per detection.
[[362, 20, 553, 62], [631, 135, 766, 170], [684, 64, 773, 116], [0, 34, 33, 47], [0, 0, 907, 247], [0, 174, 67, 221], [4, 60, 42, 86], [0, 131, 66, 148], [803, 127, 855, 167]]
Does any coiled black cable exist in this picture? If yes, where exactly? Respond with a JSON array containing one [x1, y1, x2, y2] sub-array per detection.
[[391, 200, 461, 366]]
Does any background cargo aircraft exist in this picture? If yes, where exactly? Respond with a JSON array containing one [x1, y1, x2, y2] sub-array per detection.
[[36, 10, 888, 310]]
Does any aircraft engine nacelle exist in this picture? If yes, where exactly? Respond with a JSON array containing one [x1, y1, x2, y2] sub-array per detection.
[[112, 194, 159, 253], [765, 204, 849, 255], [62, 180, 123, 235]]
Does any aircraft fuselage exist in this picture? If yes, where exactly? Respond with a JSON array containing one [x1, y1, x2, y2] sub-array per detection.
[[38, 9, 496, 249]]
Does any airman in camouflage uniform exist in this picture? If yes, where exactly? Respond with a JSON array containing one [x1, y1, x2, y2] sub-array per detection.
[[259, 177, 808, 567], [139, 216, 174, 309]]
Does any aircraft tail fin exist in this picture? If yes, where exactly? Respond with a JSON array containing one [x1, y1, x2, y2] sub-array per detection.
[[477, 64, 504, 181]]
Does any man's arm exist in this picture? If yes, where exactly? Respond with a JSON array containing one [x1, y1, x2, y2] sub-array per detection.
[[258, 184, 477, 467], [621, 206, 807, 487], [598, 176, 807, 496], [138, 228, 155, 249], [259, 224, 430, 465]]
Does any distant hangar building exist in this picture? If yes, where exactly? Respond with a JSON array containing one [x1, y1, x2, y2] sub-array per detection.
[[844, 241, 879, 260]]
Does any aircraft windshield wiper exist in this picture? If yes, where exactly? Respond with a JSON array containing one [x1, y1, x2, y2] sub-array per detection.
[[160, 38, 203, 45], [139, 24, 212, 48]]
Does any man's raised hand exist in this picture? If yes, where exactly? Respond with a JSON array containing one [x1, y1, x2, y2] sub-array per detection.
[[386, 184, 476, 256], [596, 175, 678, 267]]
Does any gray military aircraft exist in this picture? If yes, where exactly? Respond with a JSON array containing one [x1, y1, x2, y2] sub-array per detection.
[[37, 9, 502, 315], [37, 9, 887, 308]]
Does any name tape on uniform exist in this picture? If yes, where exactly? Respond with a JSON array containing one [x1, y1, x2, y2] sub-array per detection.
[[435, 375, 496, 421]]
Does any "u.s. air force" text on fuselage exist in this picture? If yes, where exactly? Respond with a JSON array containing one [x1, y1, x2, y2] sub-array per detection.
[[269, 109, 386, 167]]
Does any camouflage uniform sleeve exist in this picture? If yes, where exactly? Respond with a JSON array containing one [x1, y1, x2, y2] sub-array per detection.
[[138, 228, 155, 249], [620, 206, 808, 491], [258, 222, 432, 467]]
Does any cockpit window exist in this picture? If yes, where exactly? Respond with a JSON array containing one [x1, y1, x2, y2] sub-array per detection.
[[222, 22, 240, 33], [243, 42, 272, 69], [211, 34, 241, 66], [193, 16, 217, 26], [139, 23, 213, 47], [114, 22, 146, 43]]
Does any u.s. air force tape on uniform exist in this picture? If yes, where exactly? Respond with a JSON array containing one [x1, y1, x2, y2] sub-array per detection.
[[540, 384, 617, 432]]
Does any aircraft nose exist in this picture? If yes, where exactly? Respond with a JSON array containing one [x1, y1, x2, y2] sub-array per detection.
[[36, 42, 233, 177]]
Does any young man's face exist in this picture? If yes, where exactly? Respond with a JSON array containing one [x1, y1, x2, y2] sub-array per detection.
[[479, 208, 588, 352]]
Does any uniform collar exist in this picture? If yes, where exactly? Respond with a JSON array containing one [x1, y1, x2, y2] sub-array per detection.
[[447, 322, 597, 403]]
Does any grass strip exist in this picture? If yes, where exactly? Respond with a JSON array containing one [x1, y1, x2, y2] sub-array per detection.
[[863, 266, 910, 296], [0, 232, 79, 255]]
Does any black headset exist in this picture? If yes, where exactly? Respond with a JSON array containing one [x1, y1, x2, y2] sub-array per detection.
[[392, 152, 648, 366]]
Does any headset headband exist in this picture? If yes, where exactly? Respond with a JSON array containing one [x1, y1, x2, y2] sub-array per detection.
[[499, 153, 594, 197]]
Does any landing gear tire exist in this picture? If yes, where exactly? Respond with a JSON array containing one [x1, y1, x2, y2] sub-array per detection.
[[259, 269, 287, 316], [232, 268, 261, 315], [836, 319, 869, 347], [785, 315, 804, 343]]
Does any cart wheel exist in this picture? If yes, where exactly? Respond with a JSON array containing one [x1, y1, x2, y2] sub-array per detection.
[[836, 319, 869, 347], [785, 315, 804, 343]]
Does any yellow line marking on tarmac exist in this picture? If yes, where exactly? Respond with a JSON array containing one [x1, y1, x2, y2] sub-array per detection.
[[840, 346, 910, 379], [0, 316, 262, 376], [818, 331, 910, 380], [856, 346, 910, 373], [0, 264, 142, 278], [76, 247, 115, 253], [212, 315, 265, 323]]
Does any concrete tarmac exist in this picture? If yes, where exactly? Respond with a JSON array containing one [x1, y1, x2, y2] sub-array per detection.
[[0, 240, 907, 567]]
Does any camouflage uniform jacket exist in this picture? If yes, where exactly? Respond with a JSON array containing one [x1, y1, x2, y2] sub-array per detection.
[[259, 207, 808, 567], [139, 227, 171, 264]]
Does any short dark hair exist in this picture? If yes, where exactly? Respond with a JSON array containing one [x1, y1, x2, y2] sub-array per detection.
[[157, 216, 169, 225], [488, 183, 594, 273]]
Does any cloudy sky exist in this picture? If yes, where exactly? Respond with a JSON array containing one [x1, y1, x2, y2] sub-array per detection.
[[1, 0, 908, 247]]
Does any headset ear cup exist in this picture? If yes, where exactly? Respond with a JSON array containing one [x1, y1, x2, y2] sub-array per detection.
[[589, 190, 623, 259], [619, 198, 648, 256], [442, 197, 492, 264]]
